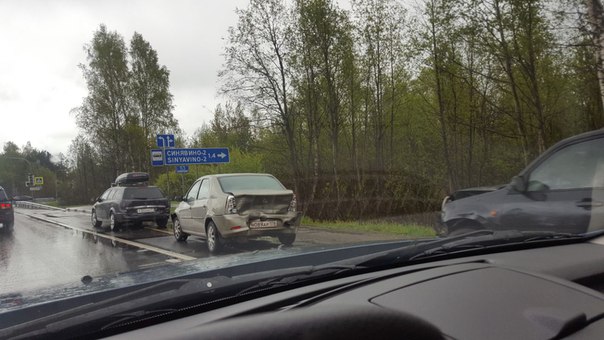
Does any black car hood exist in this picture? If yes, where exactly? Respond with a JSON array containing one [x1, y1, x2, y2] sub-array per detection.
[[0, 240, 414, 321]]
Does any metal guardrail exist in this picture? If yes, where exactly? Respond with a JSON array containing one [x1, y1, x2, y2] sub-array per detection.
[[13, 201, 65, 211]]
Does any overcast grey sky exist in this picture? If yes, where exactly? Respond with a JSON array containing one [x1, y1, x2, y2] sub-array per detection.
[[0, 0, 249, 156]]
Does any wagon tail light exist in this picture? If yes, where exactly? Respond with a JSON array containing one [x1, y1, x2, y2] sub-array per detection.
[[0, 203, 11, 209], [226, 195, 237, 214], [288, 193, 297, 212]]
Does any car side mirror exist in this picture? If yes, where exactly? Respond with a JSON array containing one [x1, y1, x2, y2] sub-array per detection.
[[510, 176, 527, 193], [95, 197, 102, 203], [174, 195, 183, 201]]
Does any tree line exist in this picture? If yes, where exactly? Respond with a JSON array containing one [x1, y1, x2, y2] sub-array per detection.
[[3, 0, 604, 220], [215, 0, 604, 219]]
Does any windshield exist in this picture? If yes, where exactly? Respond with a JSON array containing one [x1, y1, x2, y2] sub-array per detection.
[[218, 175, 285, 192], [1, 0, 604, 325]]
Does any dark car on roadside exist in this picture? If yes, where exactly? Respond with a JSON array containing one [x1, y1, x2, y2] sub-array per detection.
[[91, 172, 170, 231], [12, 195, 33, 201], [0, 186, 14, 233], [441, 186, 502, 210], [441, 129, 604, 236]]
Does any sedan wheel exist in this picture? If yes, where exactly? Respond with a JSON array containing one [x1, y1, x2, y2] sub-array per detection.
[[91, 210, 101, 228], [173, 217, 188, 242], [278, 233, 296, 246], [206, 221, 221, 254]]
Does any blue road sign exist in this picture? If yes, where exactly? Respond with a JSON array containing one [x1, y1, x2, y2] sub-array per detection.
[[156, 134, 175, 148], [175, 165, 189, 173], [164, 148, 230, 165], [151, 149, 164, 166]]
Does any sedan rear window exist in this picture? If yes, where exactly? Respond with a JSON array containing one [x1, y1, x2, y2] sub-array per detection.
[[218, 175, 285, 192], [123, 187, 165, 199], [0, 189, 7, 201]]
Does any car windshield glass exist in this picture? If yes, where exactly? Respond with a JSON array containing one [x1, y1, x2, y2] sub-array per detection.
[[218, 176, 285, 192], [123, 187, 164, 199], [4, 0, 604, 326]]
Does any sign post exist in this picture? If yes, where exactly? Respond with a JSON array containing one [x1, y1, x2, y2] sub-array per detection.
[[155, 134, 175, 197], [176, 165, 189, 194], [150, 144, 230, 197]]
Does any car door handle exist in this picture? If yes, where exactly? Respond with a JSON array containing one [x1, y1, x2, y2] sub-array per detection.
[[576, 200, 604, 208]]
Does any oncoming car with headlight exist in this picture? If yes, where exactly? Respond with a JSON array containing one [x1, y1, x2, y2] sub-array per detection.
[[172, 173, 301, 253]]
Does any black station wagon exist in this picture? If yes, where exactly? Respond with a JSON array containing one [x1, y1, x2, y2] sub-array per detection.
[[91, 173, 170, 231]]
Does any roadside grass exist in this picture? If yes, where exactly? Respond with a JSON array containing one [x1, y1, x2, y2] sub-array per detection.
[[301, 217, 436, 238], [43, 200, 60, 207]]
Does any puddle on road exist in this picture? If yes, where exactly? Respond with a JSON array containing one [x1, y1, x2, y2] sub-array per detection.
[[22, 211, 292, 260]]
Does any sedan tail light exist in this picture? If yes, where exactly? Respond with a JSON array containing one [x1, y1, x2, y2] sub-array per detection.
[[0, 203, 12, 209], [288, 194, 297, 212], [226, 195, 237, 214]]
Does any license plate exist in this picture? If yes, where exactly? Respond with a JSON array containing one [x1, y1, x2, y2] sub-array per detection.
[[250, 220, 278, 229], [137, 208, 154, 213]]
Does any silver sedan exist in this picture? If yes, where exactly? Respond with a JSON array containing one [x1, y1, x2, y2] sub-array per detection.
[[172, 173, 301, 253]]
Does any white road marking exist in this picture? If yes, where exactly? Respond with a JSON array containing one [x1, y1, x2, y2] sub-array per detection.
[[21, 212, 196, 261], [146, 227, 173, 235]]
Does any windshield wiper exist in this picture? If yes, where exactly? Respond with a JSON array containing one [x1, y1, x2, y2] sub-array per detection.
[[92, 265, 361, 333], [234, 265, 358, 296], [407, 230, 584, 261], [353, 230, 592, 267]]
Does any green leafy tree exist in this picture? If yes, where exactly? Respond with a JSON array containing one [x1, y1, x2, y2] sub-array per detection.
[[220, 0, 302, 194], [75, 24, 132, 177], [129, 32, 178, 171]]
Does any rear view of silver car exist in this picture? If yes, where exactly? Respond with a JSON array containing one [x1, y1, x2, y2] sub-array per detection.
[[172, 173, 301, 253]]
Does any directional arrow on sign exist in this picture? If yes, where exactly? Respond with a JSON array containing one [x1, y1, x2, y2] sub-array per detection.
[[156, 134, 175, 148], [163, 148, 230, 165]]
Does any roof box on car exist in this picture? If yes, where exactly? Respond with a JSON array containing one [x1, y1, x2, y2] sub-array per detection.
[[113, 172, 150, 187]]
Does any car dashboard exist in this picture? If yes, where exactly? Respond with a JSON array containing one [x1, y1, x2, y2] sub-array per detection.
[[100, 238, 604, 339]]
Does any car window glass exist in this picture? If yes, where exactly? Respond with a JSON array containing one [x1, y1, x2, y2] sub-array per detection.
[[0, 189, 7, 201], [218, 176, 284, 192], [198, 179, 210, 199], [186, 181, 202, 201], [100, 189, 111, 200], [123, 187, 164, 199], [106, 189, 117, 200], [529, 138, 604, 191]]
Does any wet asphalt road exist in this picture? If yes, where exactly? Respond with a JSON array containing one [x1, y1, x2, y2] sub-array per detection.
[[0, 207, 399, 296], [0, 213, 172, 294]]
